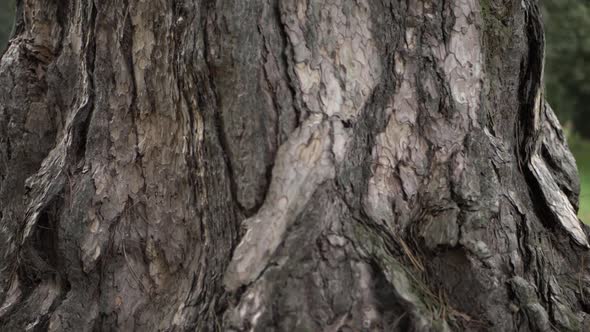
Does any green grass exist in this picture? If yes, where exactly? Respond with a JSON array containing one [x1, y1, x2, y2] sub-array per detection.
[[569, 136, 590, 223]]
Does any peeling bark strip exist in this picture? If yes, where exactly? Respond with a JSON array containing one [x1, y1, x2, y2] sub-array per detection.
[[1, 0, 590, 331]]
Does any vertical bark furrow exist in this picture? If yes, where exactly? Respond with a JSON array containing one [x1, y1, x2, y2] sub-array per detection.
[[517, 1, 588, 247], [541, 103, 580, 208]]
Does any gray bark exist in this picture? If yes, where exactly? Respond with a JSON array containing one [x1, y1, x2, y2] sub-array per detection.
[[0, 0, 589, 331]]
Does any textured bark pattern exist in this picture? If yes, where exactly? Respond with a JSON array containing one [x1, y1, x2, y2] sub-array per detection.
[[1, 0, 589, 331]]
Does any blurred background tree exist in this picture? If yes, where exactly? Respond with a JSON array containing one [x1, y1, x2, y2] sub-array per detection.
[[0, 0, 15, 51], [544, 0, 590, 137]]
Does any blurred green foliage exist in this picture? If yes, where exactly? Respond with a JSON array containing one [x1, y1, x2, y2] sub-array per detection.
[[0, 0, 15, 51], [544, 0, 590, 137], [569, 135, 590, 222]]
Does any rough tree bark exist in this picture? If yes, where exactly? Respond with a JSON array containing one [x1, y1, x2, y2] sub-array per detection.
[[0, 0, 589, 331]]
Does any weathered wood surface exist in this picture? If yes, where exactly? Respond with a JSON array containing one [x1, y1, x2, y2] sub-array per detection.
[[0, 0, 589, 331]]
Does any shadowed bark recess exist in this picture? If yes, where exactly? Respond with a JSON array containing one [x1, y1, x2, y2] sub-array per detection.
[[1, 0, 589, 331]]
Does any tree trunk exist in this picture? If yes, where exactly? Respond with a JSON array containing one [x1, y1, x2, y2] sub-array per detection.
[[0, 0, 589, 331]]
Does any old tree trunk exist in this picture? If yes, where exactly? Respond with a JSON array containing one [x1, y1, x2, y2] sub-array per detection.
[[0, 0, 589, 330]]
